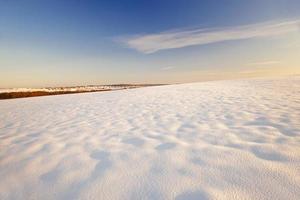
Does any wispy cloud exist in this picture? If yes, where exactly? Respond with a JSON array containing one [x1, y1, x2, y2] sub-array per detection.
[[238, 69, 268, 74], [160, 66, 174, 71], [247, 60, 281, 66], [122, 20, 300, 53]]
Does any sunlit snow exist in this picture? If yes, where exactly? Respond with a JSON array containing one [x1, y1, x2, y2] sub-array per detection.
[[0, 77, 300, 200]]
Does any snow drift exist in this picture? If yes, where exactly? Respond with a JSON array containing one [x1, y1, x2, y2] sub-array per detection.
[[0, 76, 300, 200]]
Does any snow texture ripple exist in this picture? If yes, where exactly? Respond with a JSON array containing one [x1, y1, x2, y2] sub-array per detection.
[[0, 77, 300, 200]]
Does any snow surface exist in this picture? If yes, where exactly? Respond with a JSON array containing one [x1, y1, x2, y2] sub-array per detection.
[[0, 77, 300, 200]]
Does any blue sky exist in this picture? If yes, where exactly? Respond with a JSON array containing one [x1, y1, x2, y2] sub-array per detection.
[[1, 0, 300, 87]]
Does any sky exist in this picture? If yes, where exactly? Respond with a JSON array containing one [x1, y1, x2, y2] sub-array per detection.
[[1, 0, 300, 88]]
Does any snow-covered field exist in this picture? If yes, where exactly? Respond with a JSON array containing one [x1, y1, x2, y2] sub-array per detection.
[[0, 85, 149, 94], [0, 76, 300, 200]]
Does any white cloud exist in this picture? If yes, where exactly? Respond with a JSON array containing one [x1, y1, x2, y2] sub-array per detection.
[[160, 66, 174, 71], [247, 60, 281, 66], [238, 70, 267, 74], [122, 19, 300, 53]]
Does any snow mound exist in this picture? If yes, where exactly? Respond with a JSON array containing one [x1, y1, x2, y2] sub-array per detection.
[[0, 77, 300, 200]]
